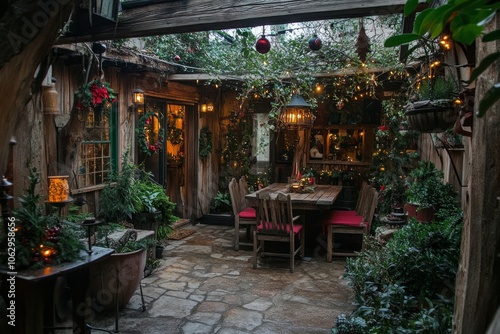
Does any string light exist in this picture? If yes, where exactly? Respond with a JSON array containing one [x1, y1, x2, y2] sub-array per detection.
[[439, 35, 452, 50]]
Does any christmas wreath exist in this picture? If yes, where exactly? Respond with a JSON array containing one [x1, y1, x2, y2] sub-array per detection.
[[199, 126, 212, 159], [136, 112, 165, 156], [167, 126, 184, 145], [73, 79, 116, 122]]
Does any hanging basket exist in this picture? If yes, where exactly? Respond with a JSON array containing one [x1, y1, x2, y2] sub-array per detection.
[[405, 99, 458, 133]]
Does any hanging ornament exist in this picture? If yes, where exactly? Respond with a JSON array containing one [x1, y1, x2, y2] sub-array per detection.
[[255, 36, 271, 54], [355, 20, 371, 63], [308, 34, 322, 51], [336, 99, 345, 110]]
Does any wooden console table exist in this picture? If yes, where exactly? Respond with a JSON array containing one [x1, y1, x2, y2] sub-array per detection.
[[0, 246, 114, 334]]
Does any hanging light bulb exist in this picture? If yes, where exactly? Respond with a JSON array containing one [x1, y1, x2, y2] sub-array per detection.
[[255, 36, 271, 54]]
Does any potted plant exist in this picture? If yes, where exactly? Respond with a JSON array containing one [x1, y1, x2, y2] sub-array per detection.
[[404, 161, 459, 222], [90, 225, 155, 311]]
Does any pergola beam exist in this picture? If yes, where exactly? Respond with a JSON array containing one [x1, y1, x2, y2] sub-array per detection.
[[58, 0, 409, 44]]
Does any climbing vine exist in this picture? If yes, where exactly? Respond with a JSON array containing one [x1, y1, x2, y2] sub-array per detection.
[[199, 126, 213, 159]]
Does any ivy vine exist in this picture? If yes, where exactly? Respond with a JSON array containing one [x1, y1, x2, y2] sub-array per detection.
[[199, 126, 212, 159]]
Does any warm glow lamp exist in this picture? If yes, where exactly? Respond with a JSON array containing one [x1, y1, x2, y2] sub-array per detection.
[[278, 94, 315, 130], [48, 176, 70, 203], [133, 88, 145, 105]]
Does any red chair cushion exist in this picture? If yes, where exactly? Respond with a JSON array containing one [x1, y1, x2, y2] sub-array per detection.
[[323, 210, 357, 220], [257, 221, 304, 234], [239, 207, 256, 219], [324, 214, 364, 227]]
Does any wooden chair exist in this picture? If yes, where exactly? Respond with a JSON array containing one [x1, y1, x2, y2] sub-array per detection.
[[323, 181, 370, 221], [324, 187, 378, 262], [238, 176, 250, 209], [253, 192, 305, 273], [228, 178, 257, 250]]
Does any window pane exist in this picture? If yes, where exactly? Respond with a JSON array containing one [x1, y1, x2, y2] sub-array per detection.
[[78, 108, 114, 188]]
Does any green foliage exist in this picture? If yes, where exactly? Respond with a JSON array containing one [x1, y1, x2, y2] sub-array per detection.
[[384, 0, 500, 117], [405, 161, 460, 219], [369, 99, 420, 213], [157, 224, 173, 240], [1, 168, 84, 270], [199, 126, 213, 159], [141, 18, 403, 125], [99, 151, 137, 223], [218, 108, 255, 189], [334, 213, 463, 333], [414, 76, 458, 101], [210, 191, 231, 213], [65, 204, 93, 224], [132, 169, 179, 224]]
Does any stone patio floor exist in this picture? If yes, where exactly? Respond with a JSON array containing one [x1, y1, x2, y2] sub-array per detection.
[[92, 223, 355, 333]]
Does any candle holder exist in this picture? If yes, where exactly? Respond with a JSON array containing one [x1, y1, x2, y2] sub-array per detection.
[[81, 218, 104, 254]]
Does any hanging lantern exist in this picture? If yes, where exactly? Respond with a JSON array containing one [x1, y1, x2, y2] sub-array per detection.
[[255, 36, 271, 54], [278, 94, 315, 130], [308, 34, 322, 51]]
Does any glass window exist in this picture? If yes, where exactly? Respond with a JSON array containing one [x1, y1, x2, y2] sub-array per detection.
[[78, 105, 117, 188]]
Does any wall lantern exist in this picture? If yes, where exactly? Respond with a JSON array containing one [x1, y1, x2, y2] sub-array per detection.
[[206, 101, 214, 112], [133, 88, 144, 105], [200, 100, 214, 114], [48, 176, 70, 203], [278, 94, 315, 130], [130, 88, 144, 112]]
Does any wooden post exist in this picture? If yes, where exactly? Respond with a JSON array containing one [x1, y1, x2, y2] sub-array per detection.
[[453, 15, 500, 334]]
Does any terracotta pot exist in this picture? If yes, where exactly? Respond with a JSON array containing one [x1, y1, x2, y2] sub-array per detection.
[[90, 248, 147, 311], [405, 100, 458, 133], [405, 203, 436, 223]]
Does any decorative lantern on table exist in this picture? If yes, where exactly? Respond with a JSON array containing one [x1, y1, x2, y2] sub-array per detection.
[[48, 176, 70, 203]]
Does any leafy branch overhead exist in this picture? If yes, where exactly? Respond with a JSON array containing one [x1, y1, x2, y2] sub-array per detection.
[[384, 0, 500, 117]]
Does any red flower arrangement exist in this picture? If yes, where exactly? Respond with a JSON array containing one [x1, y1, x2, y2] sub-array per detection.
[[73, 79, 116, 120]]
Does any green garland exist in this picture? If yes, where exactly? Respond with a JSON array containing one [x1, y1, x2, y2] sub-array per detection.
[[199, 126, 212, 159], [136, 112, 165, 156]]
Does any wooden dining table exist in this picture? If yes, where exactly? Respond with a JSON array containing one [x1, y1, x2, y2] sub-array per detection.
[[245, 183, 342, 211]]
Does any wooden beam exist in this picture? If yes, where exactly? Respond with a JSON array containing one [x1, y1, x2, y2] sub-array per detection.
[[57, 0, 408, 44]]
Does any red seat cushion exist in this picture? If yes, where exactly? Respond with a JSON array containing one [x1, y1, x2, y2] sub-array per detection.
[[323, 210, 357, 220], [239, 207, 256, 219], [324, 214, 364, 228], [257, 221, 304, 234]]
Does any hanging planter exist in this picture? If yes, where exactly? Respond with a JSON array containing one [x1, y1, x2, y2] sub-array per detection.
[[73, 79, 116, 123], [405, 99, 459, 133]]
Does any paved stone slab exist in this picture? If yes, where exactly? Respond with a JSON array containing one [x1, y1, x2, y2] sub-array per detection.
[[92, 224, 355, 333], [149, 295, 198, 318]]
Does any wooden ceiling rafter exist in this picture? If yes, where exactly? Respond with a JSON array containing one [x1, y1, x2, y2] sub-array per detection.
[[58, 0, 412, 44]]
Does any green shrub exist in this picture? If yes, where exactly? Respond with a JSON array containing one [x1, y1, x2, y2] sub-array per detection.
[[210, 191, 231, 213], [333, 212, 463, 333]]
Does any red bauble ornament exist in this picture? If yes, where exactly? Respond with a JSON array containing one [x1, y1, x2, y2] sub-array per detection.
[[173, 55, 181, 62], [255, 36, 271, 54], [308, 35, 322, 51]]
